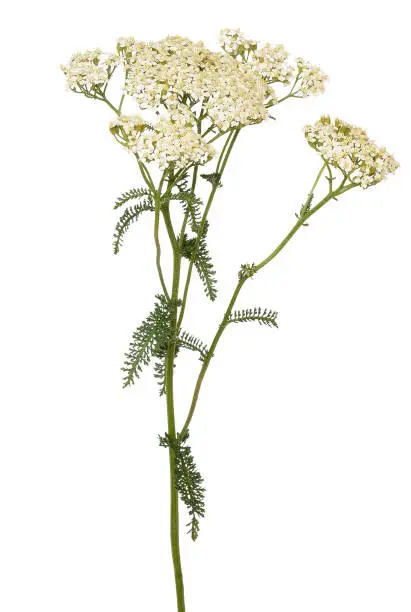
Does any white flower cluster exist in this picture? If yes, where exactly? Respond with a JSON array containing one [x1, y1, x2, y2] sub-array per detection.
[[252, 43, 294, 84], [61, 49, 119, 93], [110, 111, 215, 170], [295, 59, 328, 97], [118, 36, 206, 109], [219, 28, 257, 56], [118, 35, 269, 130], [202, 55, 269, 130], [63, 31, 328, 137], [219, 28, 326, 95], [305, 116, 399, 188], [109, 115, 145, 151], [220, 29, 293, 85]]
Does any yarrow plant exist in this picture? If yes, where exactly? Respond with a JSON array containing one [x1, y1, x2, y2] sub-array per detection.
[[62, 28, 399, 611]]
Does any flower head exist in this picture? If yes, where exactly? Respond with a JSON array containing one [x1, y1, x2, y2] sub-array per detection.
[[219, 28, 257, 57], [251, 43, 294, 84], [202, 54, 269, 130], [110, 111, 215, 170], [110, 115, 146, 152], [63, 31, 328, 138], [119, 35, 269, 131], [61, 49, 119, 94], [218, 29, 327, 99], [295, 59, 328, 96], [305, 116, 399, 188]]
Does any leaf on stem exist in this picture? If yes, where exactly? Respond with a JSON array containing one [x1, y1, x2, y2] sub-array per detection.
[[113, 200, 155, 254], [228, 307, 278, 327], [181, 223, 218, 301], [159, 431, 205, 541], [177, 330, 210, 361], [200, 172, 223, 188], [113, 187, 152, 209], [166, 190, 203, 233], [122, 295, 175, 388]]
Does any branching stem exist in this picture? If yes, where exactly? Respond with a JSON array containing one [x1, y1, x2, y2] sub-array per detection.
[[177, 128, 240, 329], [178, 180, 356, 439]]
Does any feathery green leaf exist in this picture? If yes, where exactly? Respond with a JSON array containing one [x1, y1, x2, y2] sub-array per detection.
[[181, 224, 218, 301], [113, 200, 155, 254], [114, 187, 152, 210], [153, 358, 167, 396], [200, 172, 223, 188], [228, 307, 278, 327], [166, 190, 203, 233], [177, 330, 209, 361], [159, 431, 205, 541], [122, 295, 174, 388]]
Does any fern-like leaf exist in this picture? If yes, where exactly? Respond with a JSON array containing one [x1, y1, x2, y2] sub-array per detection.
[[177, 330, 209, 361], [114, 187, 152, 210], [181, 225, 218, 301], [153, 358, 167, 396], [159, 431, 205, 541], [200, 172, 223, 188], [228, 307, 278, 327], [113, 200, 155, 254], [122, 295, 174, 388], [166, 191, 203, 233]]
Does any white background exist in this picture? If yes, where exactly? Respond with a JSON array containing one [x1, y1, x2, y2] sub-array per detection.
[[1, 1, 410, 610]]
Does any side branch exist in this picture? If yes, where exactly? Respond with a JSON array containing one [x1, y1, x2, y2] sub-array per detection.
[[178, 181, 355, 439]]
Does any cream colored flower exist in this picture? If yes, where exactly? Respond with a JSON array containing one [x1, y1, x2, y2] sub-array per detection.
[[110, 112, 215, 170], [61, 49, 119, 93], [295, 59, 328, 96], [119, 35, 269, 131], [305, 116, 399, 188], [219, 28, 257, 57], [250, 43, 294, 84]]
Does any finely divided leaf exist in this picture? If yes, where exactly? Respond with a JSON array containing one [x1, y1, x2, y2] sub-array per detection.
[[181, 224, 218, 301], [122, 295, 173, 388], [166, 191, 203, 233], [113, 200, 155, 254], [177, 330, 209, 361], [159, 431, 205, 541], [228, 307, 278, 327], [114, 187, 152, 209]]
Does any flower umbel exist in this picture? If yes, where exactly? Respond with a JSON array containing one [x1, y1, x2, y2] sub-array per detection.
[[295, 58, 328, 96], [305, 116, 399, 188], [61, 49, 119, 95], [118, 35, 270, 131], [62, 30, 329, 144], [110, 112, 215, 170], [109, 115, 146, 151], [219, 29, 327, 99], [219, 28, 257, 57]]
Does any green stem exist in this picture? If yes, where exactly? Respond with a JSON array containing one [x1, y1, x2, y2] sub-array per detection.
[[176, 129, 240, 329], [163, 201, 186, 612], [154, 188, 170, 302], [179, 181, 356, 439], [97, 90, 121, 116]]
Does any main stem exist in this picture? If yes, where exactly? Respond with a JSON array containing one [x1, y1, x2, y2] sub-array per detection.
[[162, 203, 186, 611], [161, 128, 239, 609]]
